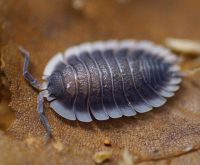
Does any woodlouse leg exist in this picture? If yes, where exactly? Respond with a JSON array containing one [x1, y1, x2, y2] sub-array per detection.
[[18, 46, 42, 90], [38, 91, 52, 140]]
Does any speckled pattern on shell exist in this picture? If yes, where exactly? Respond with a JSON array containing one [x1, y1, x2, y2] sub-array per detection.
[[43, 40, 182, 122]]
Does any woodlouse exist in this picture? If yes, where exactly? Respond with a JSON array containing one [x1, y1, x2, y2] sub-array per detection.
[[19, 40, 182, 137]]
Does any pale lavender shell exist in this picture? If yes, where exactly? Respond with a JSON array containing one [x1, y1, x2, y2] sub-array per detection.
[[42, 40, 182, 122]]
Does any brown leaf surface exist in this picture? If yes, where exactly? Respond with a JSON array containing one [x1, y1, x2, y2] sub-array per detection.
[[1, 0, 200, 164]]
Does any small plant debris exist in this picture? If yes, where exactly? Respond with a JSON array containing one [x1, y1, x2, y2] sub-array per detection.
[[165, 38, 200, 56], [104, 139, 111, 146], [118, 149, 138, 165], [93, 150, 112, 164]]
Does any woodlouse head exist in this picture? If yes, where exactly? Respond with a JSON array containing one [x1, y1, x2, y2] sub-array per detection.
[[47, 72, 65, 98]]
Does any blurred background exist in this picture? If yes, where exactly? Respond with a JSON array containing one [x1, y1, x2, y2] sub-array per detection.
[[1, 0, 200, 46]]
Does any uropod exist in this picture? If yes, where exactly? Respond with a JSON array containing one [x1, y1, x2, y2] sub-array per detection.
[[19, 40, 182, 137]]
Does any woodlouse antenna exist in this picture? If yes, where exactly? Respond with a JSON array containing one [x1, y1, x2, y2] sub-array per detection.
[[19, 46, 52, 140], [18, 46, 42, 90]]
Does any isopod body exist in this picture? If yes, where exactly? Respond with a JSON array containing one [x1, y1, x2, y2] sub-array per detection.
[[19, 40, 182, 136]]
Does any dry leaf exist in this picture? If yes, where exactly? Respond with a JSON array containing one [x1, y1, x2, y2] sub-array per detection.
[[1, 0, 200, 165]]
